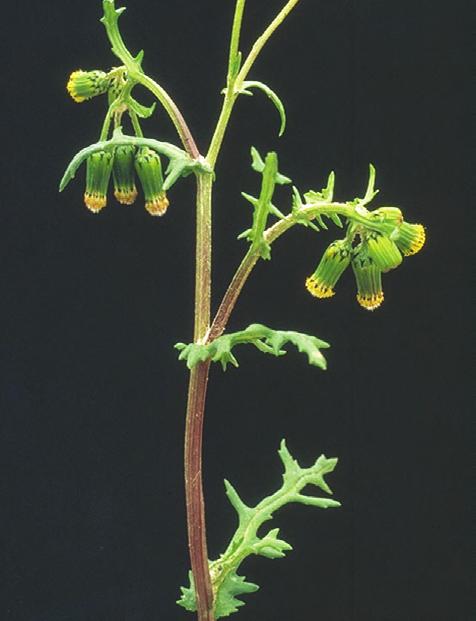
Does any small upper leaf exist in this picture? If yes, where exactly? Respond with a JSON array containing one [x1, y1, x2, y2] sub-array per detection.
[[241, 80, 287, 137]]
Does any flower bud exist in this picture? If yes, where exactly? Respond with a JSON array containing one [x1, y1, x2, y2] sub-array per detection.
[[366, 232, 402, 273], [352, 253, 384, 311], [394, 222, 426, 256], [306, 239, 351, 299], [134, 148, 169, 216], [112, 146, 138, 205], [67, 70, 109, 103], [84, 151, 114, 213]]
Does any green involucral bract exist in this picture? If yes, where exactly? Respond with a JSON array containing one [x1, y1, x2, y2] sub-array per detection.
[[112, 145, 138, 205], [178, 440, 340, 618], [134, 147, 169, 216], [175, 323, 331, 371]]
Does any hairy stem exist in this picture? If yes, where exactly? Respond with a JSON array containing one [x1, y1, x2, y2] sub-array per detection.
[[183, 3, 305, 616], [184, 171, 215, 621], [228, 0, 247, 79], [207, 0, 246, 167], [136, 74, 200, 159], [184, 361, 214, 621]]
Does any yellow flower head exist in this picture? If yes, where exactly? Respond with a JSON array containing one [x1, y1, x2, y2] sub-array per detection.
[[395, 222, 426, 256], [67, 70, 109, 103], [84, 151, 114, 213], [112, 146, 138, 206], [135, 148, 169, 217], [352, 253, 384, 311], [366, 232, 402, 273], [306, 239, 351, 299]]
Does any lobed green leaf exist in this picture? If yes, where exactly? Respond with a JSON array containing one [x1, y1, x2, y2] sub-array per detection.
[[175, 323, 330, 371], [178, 441, 340, 617]]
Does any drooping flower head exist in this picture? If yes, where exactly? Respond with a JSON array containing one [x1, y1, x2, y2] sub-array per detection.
[[394, 222, 426, 256], [352, 250, 384, 311], [67, 70, 110, 103], [112, 145, 138, 205], [84, 150, 114, 213], [306, 239, 352, 299], [134, 148, 169, 216], [365, 232, 402, 273]]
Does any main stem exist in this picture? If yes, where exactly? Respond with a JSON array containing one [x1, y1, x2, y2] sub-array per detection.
[[184, 172, 215, 621]]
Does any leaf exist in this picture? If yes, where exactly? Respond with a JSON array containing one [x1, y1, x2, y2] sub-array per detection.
[[250, 146, 291, 185], [178, 441, 340, 617], [242, 80, 287, 137], [304, 171, 335, 204], [291, 186, 320, 232], [239, 148, 291, 259], [251, 528, 293, 559], [175, 342, 210, 369], [256, 327, 330, 369], [128, 97, 156, 119], [349, 164, 379, 207], [214, 573, 260, 618], [175, 323, 330, 371], [177, 572, 197, 612]]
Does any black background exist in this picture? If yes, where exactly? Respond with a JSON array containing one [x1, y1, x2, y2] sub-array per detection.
[[2, 1, 473, 620]]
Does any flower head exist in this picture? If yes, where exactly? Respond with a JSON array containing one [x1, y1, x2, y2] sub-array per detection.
[[366, 232, 402, 273], [394, 222, 426, 256], [84, 150, 114, 213], [352, 251, 384, 311], [112, 145, 138, 205], [134, 148, 169, 216], [306, 239, 351, 299], [67, 70, 109, 103]]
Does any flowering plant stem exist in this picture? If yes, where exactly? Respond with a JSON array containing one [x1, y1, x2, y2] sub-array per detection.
[[63, 1, 426, 618], [182, 4, 305, 617]]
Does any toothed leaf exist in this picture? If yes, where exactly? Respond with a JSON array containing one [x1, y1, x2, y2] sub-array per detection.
[[175, 323, 330, 371], [214, 573, 260, 617], [178, 441, 339, 617], [239, 148, 291, 258]]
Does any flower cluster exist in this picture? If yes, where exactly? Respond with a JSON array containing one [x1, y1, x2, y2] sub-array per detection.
[[84, 146, 169, 215], [66, 69, 170, 216], [306, 207, 425, 311]]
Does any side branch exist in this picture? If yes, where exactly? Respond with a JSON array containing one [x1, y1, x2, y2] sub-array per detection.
[[209, 203, 353, 340]]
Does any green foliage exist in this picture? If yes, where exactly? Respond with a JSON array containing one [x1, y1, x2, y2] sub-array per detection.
[[175, 323, 330, 371], [100, 0, 144, 73], [240, 81, 287, 136], [177, 440, 340, 617], [238, 147, 291, 259], [59, 129, 210, 193]]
